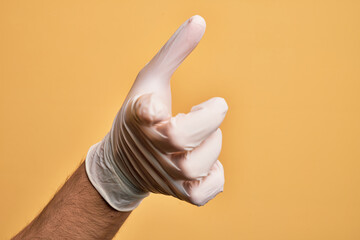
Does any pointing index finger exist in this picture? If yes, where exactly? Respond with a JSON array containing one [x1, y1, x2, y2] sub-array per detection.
[[139, 15, 206, 82]]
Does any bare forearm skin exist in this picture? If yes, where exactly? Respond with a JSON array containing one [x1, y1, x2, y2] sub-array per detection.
[[12, 161, 131, 240]]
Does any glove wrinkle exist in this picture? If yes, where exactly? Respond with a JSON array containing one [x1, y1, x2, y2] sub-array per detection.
[[86, 95, 192, 211]]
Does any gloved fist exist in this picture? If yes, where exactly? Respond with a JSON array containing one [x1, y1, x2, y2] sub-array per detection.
[[85, 15, 228, 211]]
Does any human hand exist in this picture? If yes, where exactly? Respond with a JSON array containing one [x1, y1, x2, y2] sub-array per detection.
[[86, 15, 228, 211]]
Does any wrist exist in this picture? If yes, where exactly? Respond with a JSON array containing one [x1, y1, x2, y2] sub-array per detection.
[[85, 133, 149, 212]]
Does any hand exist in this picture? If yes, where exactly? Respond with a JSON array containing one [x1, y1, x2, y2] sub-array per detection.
[[85, 15, 228, 211]]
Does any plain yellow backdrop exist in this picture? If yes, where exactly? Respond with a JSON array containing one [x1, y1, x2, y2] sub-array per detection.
[[1, 0, 360, 239]]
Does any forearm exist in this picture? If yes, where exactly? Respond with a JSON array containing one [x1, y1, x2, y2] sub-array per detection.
[[13, 161, 131, 240]]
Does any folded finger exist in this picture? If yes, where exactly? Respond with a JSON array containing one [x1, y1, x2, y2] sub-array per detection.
[[171, 128, 222, 180], [155, 97, 228, 152], [183, 160, 225, 206]]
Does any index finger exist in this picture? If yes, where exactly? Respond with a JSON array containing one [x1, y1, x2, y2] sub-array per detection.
[[139, 15, 206, 83]]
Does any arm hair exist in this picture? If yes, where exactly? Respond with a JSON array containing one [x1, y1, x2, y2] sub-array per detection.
[[12, 161, 131, 240]]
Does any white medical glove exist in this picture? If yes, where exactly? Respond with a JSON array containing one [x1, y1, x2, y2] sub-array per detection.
[[85, 15, 228, 212]]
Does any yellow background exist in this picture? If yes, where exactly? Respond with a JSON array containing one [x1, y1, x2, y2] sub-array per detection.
[[1, 0, 360, 239]]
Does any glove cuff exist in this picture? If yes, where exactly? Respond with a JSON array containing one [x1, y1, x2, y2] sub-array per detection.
[[85, 133, 149, 212]]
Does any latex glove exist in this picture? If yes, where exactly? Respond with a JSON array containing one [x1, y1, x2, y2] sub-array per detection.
[[85, 15, 228, 212]]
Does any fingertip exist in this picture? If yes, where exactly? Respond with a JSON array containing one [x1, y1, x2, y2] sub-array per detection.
[[186, 15, 206, 41], [137, 15, 207, 82], [189, 15, 206, 28]]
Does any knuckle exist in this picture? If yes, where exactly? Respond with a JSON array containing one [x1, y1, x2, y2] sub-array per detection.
[[189, 198, 206, 207], [187, 187, 219, 207], [133, 94, 170, 125], [187, 188, 206, 206]]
